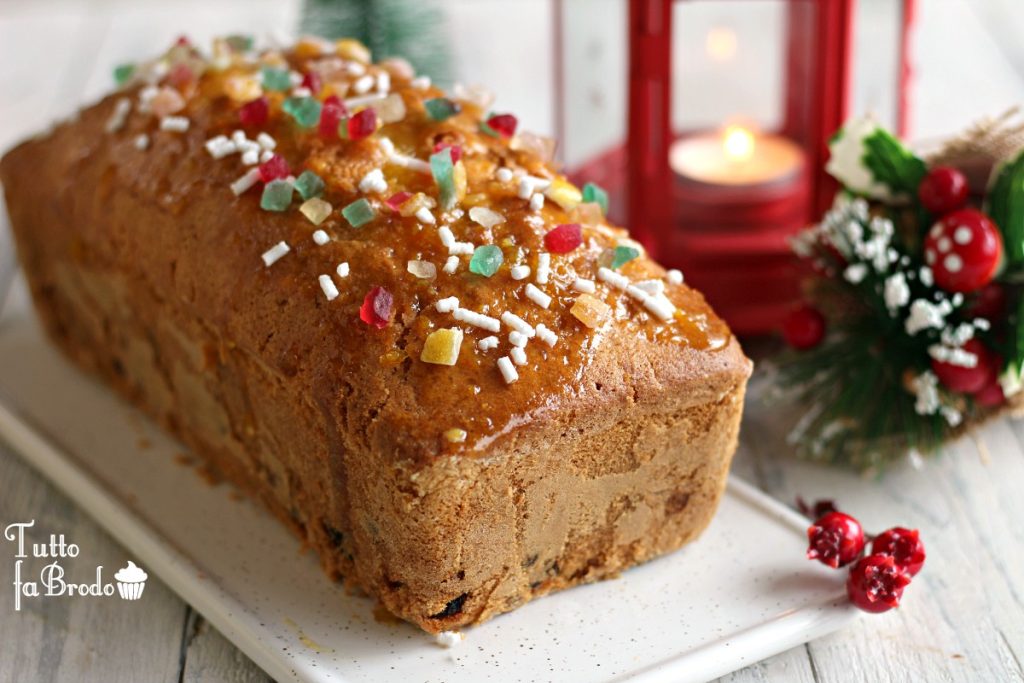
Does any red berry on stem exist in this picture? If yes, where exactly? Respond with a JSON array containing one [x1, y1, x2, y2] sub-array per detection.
[[544, 224, 583, 254], [871, 527, 926, 577], [918, 166, 969, 215], [930, 338, 998, 394], [239, 96, 269, 128], [846, 554, 912, 613], [807, 511, 866, 568], [782, 304, 826, 350], [257, 154, 290, 183], [923, 209, 1003, 293], [359, 286, 393, 329], [974, 378, 1006, 407]]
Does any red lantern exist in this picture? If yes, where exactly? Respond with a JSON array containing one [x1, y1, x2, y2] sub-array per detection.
[[557, 0, 915, 334]]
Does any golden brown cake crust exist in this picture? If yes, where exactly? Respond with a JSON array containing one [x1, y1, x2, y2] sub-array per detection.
[[1, 36, 751, 632]]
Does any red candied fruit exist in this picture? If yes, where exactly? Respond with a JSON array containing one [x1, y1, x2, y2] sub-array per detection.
[[360, 286, 394, 329], [300, 70, 322, 95], [239, 96, 269, 128], [486, 113, 517, 138], [319, 95, 348, 139], [385, 192, 413, 212], [258, 154, 290, 183], [544, 224, 583, 254], [433, 142, 462, 163], [167, 63, 194, 88], [346, 108, 377, 140]]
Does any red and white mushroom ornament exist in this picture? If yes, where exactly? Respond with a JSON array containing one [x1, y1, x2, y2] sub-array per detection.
[[923, 208, 1003, 293]]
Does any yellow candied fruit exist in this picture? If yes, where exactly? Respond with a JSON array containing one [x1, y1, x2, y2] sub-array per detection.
[[294, 37, 327, 60], [453, 161, 468, 204], [223, 75, 262, 102], [444, 428, 467, 443], [379, 349, 406, 366], [570, 201, 603, 226], [399, 192, 436, 217], [336, 38, 371, 63], [421, 328, 464, 366], [571, 294, 612, 329], [300, 198, 333, 226], [545, 178, 582, 211]]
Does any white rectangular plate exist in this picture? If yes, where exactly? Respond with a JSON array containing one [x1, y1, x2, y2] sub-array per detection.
[[0, 276, 857, 683]]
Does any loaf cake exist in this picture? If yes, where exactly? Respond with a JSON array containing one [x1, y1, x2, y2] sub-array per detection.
[[0, 35, 751, 633]]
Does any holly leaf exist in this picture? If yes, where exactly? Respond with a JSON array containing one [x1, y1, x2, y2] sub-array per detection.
[[861, 129, 927, 197], [985, 149, 1024, 266]]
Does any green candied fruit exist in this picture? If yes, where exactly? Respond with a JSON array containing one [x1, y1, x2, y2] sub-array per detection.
[[342, 198, 376, 228], [430, 147, 458, 210], [424, 97, 460, 122], [469, 245, 504, 277], [261, 66, 292, 92], [260, 180, 294, 212], [283, 96, 322, 128], [582, 182, 609, 215], [225, 34, 254, 52], [113, 63, 135, 86], [294, 170, 325, 200], [611, 245, 640, 270]]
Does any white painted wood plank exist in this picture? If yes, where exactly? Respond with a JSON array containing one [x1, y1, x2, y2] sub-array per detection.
[[181, 610, 273, 683]]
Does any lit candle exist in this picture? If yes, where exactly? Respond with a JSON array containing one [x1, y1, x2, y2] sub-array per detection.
[[669, 125, 805, 190]]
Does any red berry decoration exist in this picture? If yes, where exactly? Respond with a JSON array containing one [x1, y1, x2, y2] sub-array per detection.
[[544, 224, 583, 254], [239, 96, 269, 128], [930, 338, 998, 394], [782, 304, 826, 350], [967, 282, 1007, 319], [871, 527, 926, 577], [923, 209, 1003, 293], [484, 113, 517, 138], [257, 154, 290, 183], [974, 378, 1006, 407], [359, 286, 393, 329], [807, 512, 865, 569], [846, 554, 911, 613], [918, 166, 969, 215]]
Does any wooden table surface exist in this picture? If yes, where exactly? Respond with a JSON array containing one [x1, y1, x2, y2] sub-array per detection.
[[1, 1, 1023, 681]]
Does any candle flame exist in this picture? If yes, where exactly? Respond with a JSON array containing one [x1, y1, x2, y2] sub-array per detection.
[[722, 125, 756, 162]]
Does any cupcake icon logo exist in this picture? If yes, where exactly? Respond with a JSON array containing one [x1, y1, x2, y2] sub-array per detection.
[[114, 561, 148, 601]]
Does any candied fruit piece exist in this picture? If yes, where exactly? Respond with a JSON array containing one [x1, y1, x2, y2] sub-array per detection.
[[582, 182, 609, 215], [421, 328, 464, 366], [374, 93, 407, 124], [239, 96, 269, 127], [424, 97, 460, 121], [469, 206, 504, 228], [300, 70, 322, 94], [444, 428, 467, 443], [319, 95, 348, 138], [544, 224, 582, 253], [336, 38, 371, 63], [570, 202, 604, 226], [300, 198, 332, 225], [360, 286, 393, 328], [342, 198, 376, 227], [482, 113, 517, 138], [260, 180, 293, 212], [545, 178, 582, 211], [258, 154, 290, 183], [407, 260, 437, 279], [385, 191, 412, 212], [342, 108, 377, 140], [150, 87, 185, 117], [283, 96, 322, 128], [433, 142, 462, 163], [225, 34, 253, 52], [570, 294, 612, 329], [294, 170, 325, 200], [469, 245, 503, 277], [430, 147, 463, 210], [260, 66, 292, 91], [611, 245, 640, 269], [113, 63, 135, 86]]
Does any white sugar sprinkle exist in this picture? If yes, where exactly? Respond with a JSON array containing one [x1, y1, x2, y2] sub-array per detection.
[[438, 226, 456, 247], [336, 262, 350, 278], [626, 284, 651, 302], [666, 269, 684, 285], [453, 307, 501, 332], [534, 324, 557, 347], [261, 241, 290, 267], [510, 346, 527, 365], [318, 274, 339, 301], [443, 255, 460, 274], [509, 331, 529, 348], [159, 116, 190, 132], [644, 294, 676, 321], [496, 167, 513, 183], [358, 168, 388, 194], [415, 207, 436, 224], [377, 71, 391, 94], [501, 312, 535, 336], [478, 336, 499, 351], [241, 149, 260, 165], [411, 75, 431, 90], [449, 242, 474, 256], [529, 193, 545, 211], [105, 98, 132, 133], [259, 149, 274, 163], [510, 265, 531, 281], [230, 169, 262, 195], [598, 267, 629, 291], [497, 356, 519, 384], [524, 284, 551, 309], [313, 230, 329, 245], [204, 135, 235, 158], [353, 74, 374, 94], [133, 134, 150, 150], [231, 130, 247, 145], [291, 86, 312, 98], [636, 279, 665, 296], [435, 296, 460, 313], [536, 253, 551, 284], [256, 132, 277, 150], [572, 278, 596, 294]]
